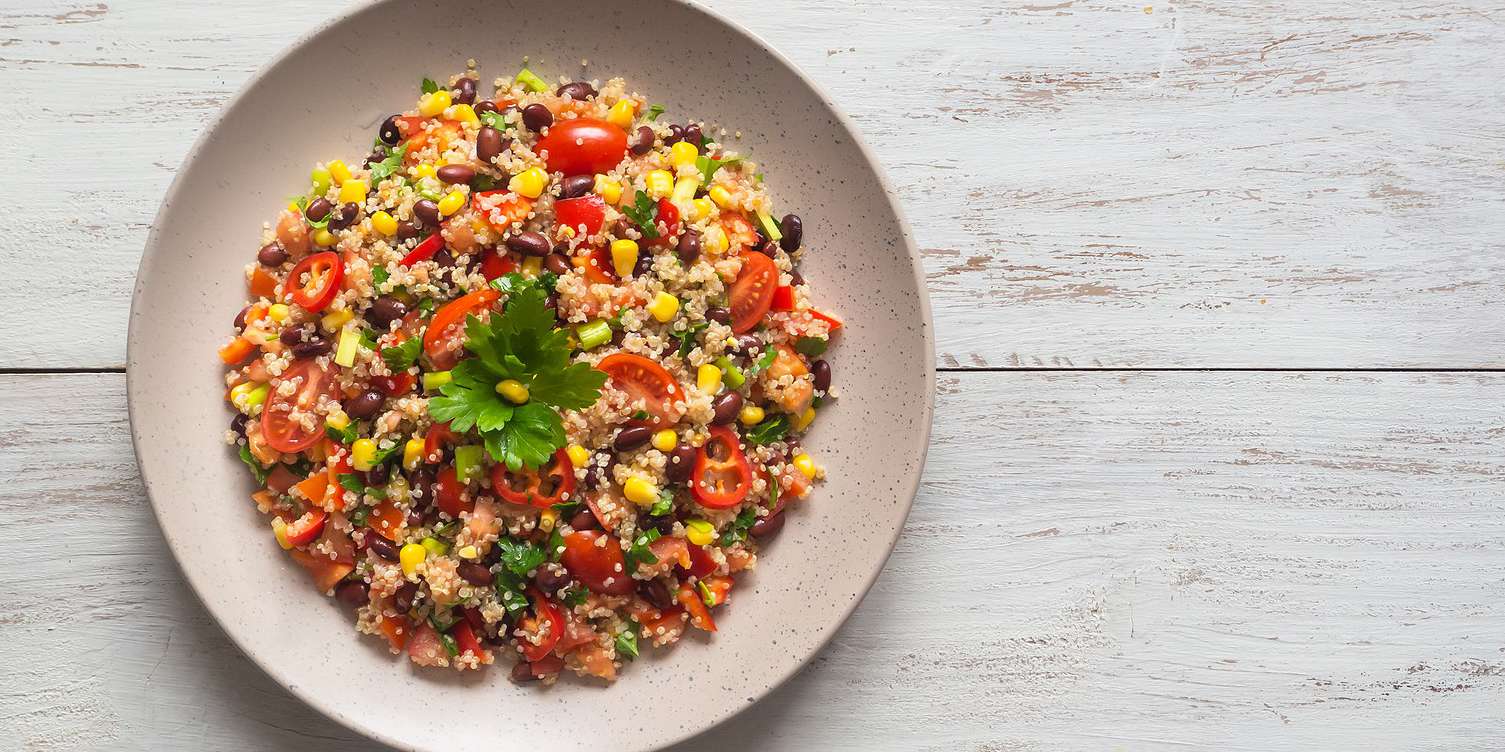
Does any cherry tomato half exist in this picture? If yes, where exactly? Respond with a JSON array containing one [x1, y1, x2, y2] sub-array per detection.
[[260, 359, 335, 454], [691, 425, 753, 509], [560, 530, 635, 596], [554, 194, 607, 237], [434, 465, 472, 518], [423, 288, 500, 370], [283, 251, 344, 313], [490, 449, 575, 508], [728, 252, 777, 334], [596, 353, 684, 427], [536, 119, 628, 176]]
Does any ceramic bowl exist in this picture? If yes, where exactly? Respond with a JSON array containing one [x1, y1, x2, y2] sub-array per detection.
[[128, 0, 932, 749]]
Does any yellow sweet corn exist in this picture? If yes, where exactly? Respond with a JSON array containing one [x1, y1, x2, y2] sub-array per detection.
[[509, 167, 548, 199], [338, 179, 368, 205], [312, 228, 336, 247], [446, 103, 479, 126], [793, 406, 816, 431], [351, 438, 377, 471], [611, 238, 639, 278], [495, 379, 530, 404], [399, 542, 426, 576], [271, 517, 293, 550], [606, 99, 636, 129], [651, 429, 678, 452], [594, 174, 623, 205], [566, 444, 590, 469], [539, 507, 558, 533], [520, 256, 543, 277], [321, 307, 354, 331], [697, 364, 722, 394], [457, 544, 479, 560], [437, 189, 466, 216], [670, 141, 698, 168], [411, 162, 437, 180], [371, 210, 398, 236], [623, 476, 659, 507], [403, 438, 425, 470], [704, 225, 729, 255], [325, 409, 350, 432], [738, 404, 765, 426], [418, 89, 451, 117], [690, 197, 714, 221], [229, 382, 268, 414], [327, 160, 351, 185], [647, 292, 679, 323], [708, 184, 734, 209], [792, 453, 817, 480], [685, 519, 715, 547], [645, 169, 674, 199], [267, 303, 290, 323]]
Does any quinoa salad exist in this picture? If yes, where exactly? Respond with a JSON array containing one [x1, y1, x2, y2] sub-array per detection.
[[218, 64, 841, 684]]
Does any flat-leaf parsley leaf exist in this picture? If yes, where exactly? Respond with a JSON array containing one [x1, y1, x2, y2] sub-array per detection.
[[621, 191, 660, 239]]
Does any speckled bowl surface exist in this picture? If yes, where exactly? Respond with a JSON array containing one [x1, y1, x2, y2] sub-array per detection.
[[127, 0, 932, 749]]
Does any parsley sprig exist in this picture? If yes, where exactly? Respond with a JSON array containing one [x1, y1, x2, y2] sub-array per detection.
[[621, 191, 660, 239], [426, 283, 606, 470]]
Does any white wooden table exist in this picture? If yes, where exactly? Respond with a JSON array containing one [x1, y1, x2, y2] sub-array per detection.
[[3, 0, 1503, 749]]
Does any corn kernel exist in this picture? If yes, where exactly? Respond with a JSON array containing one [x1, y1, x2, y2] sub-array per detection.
[[685, 519, 715, 547], [338, 179, 368, 205], [399, 542, 426, 576], [704, 225, 729, 255], [708, 184, 734, 209], [271, 517, 293, 550], [697, 364, 723, 394], [793, 406, 816, 431], [312, 228, 336, 247], [457, 544, 479, 560], [520, 256, 543, 277], [647, 292, 679, 323], [651, 429, 678, 452], [495, 378, 530, 404], [267, 303, 290, 323], [351, 438, 378, 471], [437, 189, 466, 216], [690, 197, 714, 221], [446, 103, 479, 126], [645, 169, 674, 199], [623, 476, 659, 507], [327, 160, 351, 185], [594, 175, 623, 205], [403, 438, 425, 470], [671, 175, 700, 206], [287, 200, 300, 213], [606, 99, 636, 129], [321, 307, 354, 331], [230, 382, 269, 414], [670, 140, 699, 168], [566, 444, 590, 469], [325, 409, 350, 432], [539, 508, 558, 533], [610, 238, 639, 278], [792, 453, 817, 480], [509, 167, 548, 199], [310, 166, 332, 196], [418, 89, 451, 117], [739, 404, 765, 426], [371, 210, 398, 236], [411, 162, 437, 179]]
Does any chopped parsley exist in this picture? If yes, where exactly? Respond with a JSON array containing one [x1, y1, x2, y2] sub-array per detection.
[[381, 337, 422, 371], [624, 529, 662, 571], [439, 631, 460, 657], [325, 421, 358, 445], [562, 585, 589, 607], [336, 472, 365, 494], [371, 265, 390, 286], [672, 322, 709, 358], [615, 627, 640, 659], [237, 444, 269, 485], [417, 298, 437, 317], [718, 505, 759, 547], [434, 519, 462, 537], [745, 414, 790, 445], [648, 488, 675, 517], [420, 77, 441, 94], [794, 336, 827, 357], [695, 154, 742, 184], [645, 104, 665, 121], [494, 571, 529, 615], [367, 143, 407, 186], [478, 109, 509, 131], [744, 346, 778, 377], [469, 172, 502, 192], [426, 286, 606, 470], [348, 506, 368, 526], [620, 190, 660, 239], [497, 538, 547, 577]]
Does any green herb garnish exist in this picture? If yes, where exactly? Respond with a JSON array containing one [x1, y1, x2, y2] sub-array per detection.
[[745, 414, 790, 445], [439, 632, 459, 657], [336, 472, 365, 494], [794, 336, 827, 357], [371, 265, 390, 286], [469, 172, 501, 192], [478, 110, 509, 131], [381, 337, 422, 371], [562, 585, 589, 607], [624, 529, 662, 571], [718, 505, 758, 546], [695, 154, 742, 184], [620, 190, 660, 239], [745, 346, 778, 377], [420, 77, 441, 94], [615, 627, 640, 659], [672, 322, 709, 358], [367, 143, 407, 186], [645, 104, 665, 121], [494, 571, 529, 615], [237, 444, 270, 485], [648, 488, 675, 517], [348, 506, 369, 526], [497, 538, 547, 577], [325, 421, 358, 445]]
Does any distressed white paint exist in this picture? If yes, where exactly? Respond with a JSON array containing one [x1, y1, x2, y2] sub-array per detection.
[[2, 372, 1503, 750], [2, 0, 1504, 368]]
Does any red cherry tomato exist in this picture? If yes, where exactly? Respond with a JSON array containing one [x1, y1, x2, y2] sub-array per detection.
[[450, 621, 487, 660], [423, 288, 500, 369], [424, 422, 459, 462], [260, 359, 335, 453], [676, 581, 717, 632], [691, 425, 753, 509], [537, 119, 628, 176], [728, 252, 777, 334], [647, 198, 680, 247], [520, 589, 564, 662], [490, 449, 575, 508], [769, 285, 796, 312], [478, 249, 517, 280], [596, 353, 685, 427], [719, 212, 759, 255], [554, 194, 607, 237], [371, 372, 415, 397], [400, 233, 444, 266], [434, 465, 472, 518], [573, 245, 617, 285], [280, 508, 328, 547], [283, 251, 344, 313], [560, 530, 635, 596]]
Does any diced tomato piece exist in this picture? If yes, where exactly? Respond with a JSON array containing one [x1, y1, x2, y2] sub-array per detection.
[[560, 530, 635, 596], [572, 642, 617, 681], [249, 267, 279, 299], [478, 249, 517, 280], [450, 622, 489, 662], [434, 465, 472, 518], [641, 606, 686, 645], [683, 544, 717, 578], [378, 614, 410, 652], [472, 191, 536, 231], [808, 307, 844, 331], [769, 285, 796, 312], [700, 574, 734, 608], [218, 337, 256, 365], [554, 194, 607, 237], [371, 372, 415, 397], [369, 499, 405, 542], [407, 623, 448, 666], [288, 548, 354, 593], [264, 464, 300, 494], [676, 582, 717, 632]]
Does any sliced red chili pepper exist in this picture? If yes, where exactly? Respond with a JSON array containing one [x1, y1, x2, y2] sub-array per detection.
[[400, 233, 445, 266], [450, 621, 487, 660], [283, 251, 344, 313], [691, 425, 753, 509], [520, 588, 563, 662], [807, 307, 843, 331], [490, 449, 575, 508], [434, 464, 471, 518], [769, 285, 796, 312]]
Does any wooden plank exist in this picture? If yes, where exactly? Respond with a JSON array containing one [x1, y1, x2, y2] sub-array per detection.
[[3, 371, 1501, 750], [3, 0, 1504, 369]]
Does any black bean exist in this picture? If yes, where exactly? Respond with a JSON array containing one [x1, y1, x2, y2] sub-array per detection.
[[432, 248, 455, 268], [630, 125, 656, 155], [365, 149, 386, 168], [754, 240, 777, 257], [544, 252, 571, 276], [811, 359, 831, 393], [437, 164, 476, 184], [334, 580, 369, 608], [534, 566, 571, 593], [477, 126, 504, 163], [521, 103, 553, 132], [366, 295, 407, 328], [233, 305, 251, 332], [290, 335, 332, 359], [559, 174, 594, 199], [751, 511, 785, 538], [683, 122, 703, 147], [457, 562, 494, 586], [511, 660, 541, 683], [257, 242, 287, 267], [328, 202, 358, 231], [555, 81, 597, 101], [505, 231, 551, 257], [408, 468, 436, 510], [614, 424, 653, 452], [665, 444, 697, 483], [705, 307, 730, 324], [676, 231, 702, 264], [379, 115, 402, 145], [305, 197, 332, 222], [642, 579, 677, 610], [396, 220, 422, 240], [789, 269, 805, 287], [779, 214, 803, 251], [711, 392, 743, 425], [474, 100, 498, 115], [453, 77, 477, 105], [413, 199, 441, 227], [392, 582, 419, 612], [364, 462, 390, 487], [734, 334, 762, 353], [663, 124, 684, 145], [345, 389, 385, 420], [230, 413, 249, 436], [633, 253, 653, 278], [569, 508, 599, 531], [278, 326, 304, 346], [366, 536, 398, 562]]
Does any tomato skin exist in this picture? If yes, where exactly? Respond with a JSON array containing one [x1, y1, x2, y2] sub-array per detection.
[[423, 288, 500, 368], [282, 508, 328, 547], [520, 589, 563, 662], [284, 252, 344, 313], [423, 422, 459, 462], [683, 543, 718, 578], [261, 360, 335, 454], [400, 233, 444, 266], [596, 353, 684, 427], [450, 621, 488, 660], [728, 252, 777, 334], [478, 249, 517, 280], [490, 449, 575, 508], [574, 245, 617, 285], [808, 308, 843, 331], [371, 372, 415, 397], [648, 198, 680, 247], [537, 119, 628, 176], [700, 574, 733, 607], [769, 285, 796, 312], [554, 194, 607, 237], [434, 465, 472, 518], [691, 425, 753, 509], [472, 190, 535, 231], [719, 212, 759, 255], [560, 530, 635, 596]]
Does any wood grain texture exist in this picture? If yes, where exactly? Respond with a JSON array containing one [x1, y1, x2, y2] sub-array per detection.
[[4, 372, 1502, 750], [2, 0, 1504, 368]]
